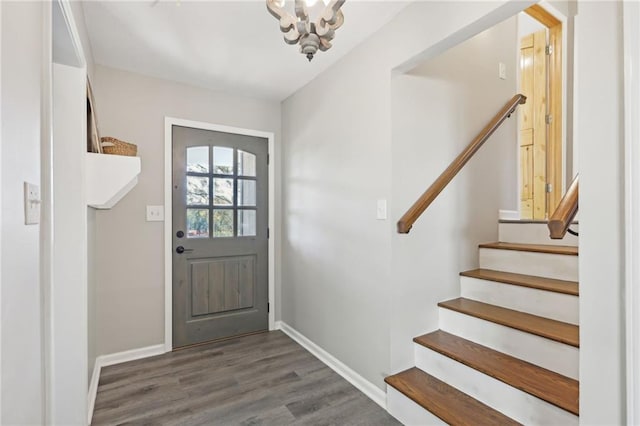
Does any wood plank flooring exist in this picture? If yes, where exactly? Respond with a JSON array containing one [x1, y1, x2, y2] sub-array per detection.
[[92, 331, 399, 426]]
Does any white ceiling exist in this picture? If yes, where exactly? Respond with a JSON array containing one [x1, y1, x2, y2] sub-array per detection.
[[82, 1, 410, 101]]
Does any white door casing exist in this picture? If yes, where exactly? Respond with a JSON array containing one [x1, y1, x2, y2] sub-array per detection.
[[164, 117, 276, 352]]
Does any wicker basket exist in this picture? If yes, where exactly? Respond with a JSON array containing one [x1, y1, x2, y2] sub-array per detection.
[[101, 137, 137, 156]]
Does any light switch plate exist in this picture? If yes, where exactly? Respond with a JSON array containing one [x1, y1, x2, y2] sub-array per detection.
[[499, 62, 507, 80], [24, 182, 40, 225], [146, 205, 165, 222], [376, 199, 387, 220]]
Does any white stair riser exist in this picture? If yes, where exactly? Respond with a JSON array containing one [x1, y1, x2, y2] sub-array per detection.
[[386, 386, 446, 426], [414, 345, 578, 425], [439, 308, 579, 379], [499, 223, 579, 246], [479, 248, 578, 281], [460, 276, 579, 325]]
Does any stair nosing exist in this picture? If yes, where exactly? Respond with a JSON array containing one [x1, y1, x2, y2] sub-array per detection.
[[438, 297, 580, 347], [385, 367, 522, 425], [479, 242, 578, 256], [413, 330, 579, 416], [499, 219, 579, 225], [460, 268, 579, 296]]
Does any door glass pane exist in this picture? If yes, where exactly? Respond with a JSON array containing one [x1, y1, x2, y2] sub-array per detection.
[[237, 210, 256, 236], [213, 147, 233, 175], [213, 210, 234, 237], [237, 179, 256, 206], [237, 150, 256, 177], [186, 146, 209, 173], [213, 178, 234, 206], [187, 176, 209, 205], [187, 209, 209, 238]]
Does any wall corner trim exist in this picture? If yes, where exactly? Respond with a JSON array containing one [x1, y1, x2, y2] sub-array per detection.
[[275, 321, 386, 410], [86, 343, 166, 425]]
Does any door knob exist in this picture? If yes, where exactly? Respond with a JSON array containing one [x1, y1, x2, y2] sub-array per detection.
[[176, 246, 193, 254]]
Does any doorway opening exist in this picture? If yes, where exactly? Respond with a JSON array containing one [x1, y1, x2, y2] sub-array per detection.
[[163, 118, 276, 351], [518, 4, 563, 220]]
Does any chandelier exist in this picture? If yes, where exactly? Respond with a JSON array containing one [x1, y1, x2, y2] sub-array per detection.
[[266, 0, 345, 61]]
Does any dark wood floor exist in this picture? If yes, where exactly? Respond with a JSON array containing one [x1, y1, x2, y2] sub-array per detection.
[[92, 331, 400, 425]]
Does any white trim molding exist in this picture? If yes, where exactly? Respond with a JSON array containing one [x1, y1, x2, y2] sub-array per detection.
[[87, 358, 100, 426], [164, 117, 276, 353], [0, 1, 3, 421], [87, 344, 165, 425], [624, 1, 640, 423], [275, 321, 386, 409], [498, 210, 519, 221]]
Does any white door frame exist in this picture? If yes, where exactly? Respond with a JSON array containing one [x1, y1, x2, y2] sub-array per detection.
[[45, 0, 88, 424], [0, 1, 3, 420], [624, 1, 640, 423], [163, 117, 276, 352]]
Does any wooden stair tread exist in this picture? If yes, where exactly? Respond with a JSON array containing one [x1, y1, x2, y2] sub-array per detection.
[[414, 330, 579, 415], [460, 268, 579, 296], [479, 242, 578, 255], [385, 367, 521, 425], [438, 298, 579, 347]]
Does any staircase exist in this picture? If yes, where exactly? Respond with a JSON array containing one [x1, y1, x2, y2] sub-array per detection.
[[385, 220, 579, 425]]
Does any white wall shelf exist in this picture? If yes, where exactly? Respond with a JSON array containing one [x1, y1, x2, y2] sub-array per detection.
[[86, 152, 140, 209]]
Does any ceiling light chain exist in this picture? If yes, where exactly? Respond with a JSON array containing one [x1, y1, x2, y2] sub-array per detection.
[[266, 0, 345, 61]]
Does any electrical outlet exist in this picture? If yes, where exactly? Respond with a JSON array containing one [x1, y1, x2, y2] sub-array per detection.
[[24, 182, 41, 225], [146, 205, 164, 222]]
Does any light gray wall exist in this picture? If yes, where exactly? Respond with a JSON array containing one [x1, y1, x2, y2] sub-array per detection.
[[281, 1, 524, 390], [390, 16, 518, 372], [0, 1, 44, 423], [575, 1, 625, 423], [91, 65, 282, 356]]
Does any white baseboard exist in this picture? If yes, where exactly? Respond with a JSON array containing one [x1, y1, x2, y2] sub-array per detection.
[[87, 358, 101, 425], [98, 343, 166, 367], [275, 320, 386, 409], [87, 343, 167, 425], [498, 209, 520, 221]]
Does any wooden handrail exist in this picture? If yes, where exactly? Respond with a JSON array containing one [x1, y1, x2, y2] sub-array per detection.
[[397, 94, 527, 234], [548, 174, 578, 239]]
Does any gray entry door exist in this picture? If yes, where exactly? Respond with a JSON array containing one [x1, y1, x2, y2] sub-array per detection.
[[172, 125, 268, 348]]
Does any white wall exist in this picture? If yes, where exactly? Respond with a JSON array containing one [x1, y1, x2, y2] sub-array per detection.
[[91, 65, 282, 356], [518, 11, 546, 37], [390, 16, 518, 373], [0, 1, 44, 424], [575, 1, 625, 423], [63, 0, 99, 391], [281, 1, 527, 390], [51, 62, 88, 425], [624, 2, 640, 423], [68, 2, 95, 81]]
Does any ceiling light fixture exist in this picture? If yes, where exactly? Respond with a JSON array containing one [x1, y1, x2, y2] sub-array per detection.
[[266, 0, 345, 61]]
